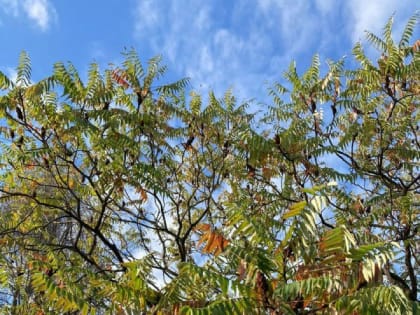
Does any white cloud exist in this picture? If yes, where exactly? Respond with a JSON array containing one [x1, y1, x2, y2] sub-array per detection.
[[132, 1, 282, 99], [0, 0, 56, 31], [132, 0, 418, 103], [194, 6, 210, 31], [346, 0, 418, 43], [88, 41, 107, 60], [5, 67, 17, 83], [134, 0, 159, 34], [23, 0, 50, 31], [198, 45, 214, 73], [0, 0, 19, 16], [255, 0, 338, 58], [256, 0, 275, 13], [314, 0, 334, 16], [213, 29, 244, 59]]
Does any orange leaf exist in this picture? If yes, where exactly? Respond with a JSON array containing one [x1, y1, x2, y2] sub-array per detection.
[[137, 187, 147, 202], [111, 69, 129, 89], [203, 232, 216, 253], [195, 223, 211, 232], [196, 226, 229, 256]]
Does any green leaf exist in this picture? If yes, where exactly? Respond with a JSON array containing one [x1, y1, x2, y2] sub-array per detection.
[[283, 201, 306, 219]]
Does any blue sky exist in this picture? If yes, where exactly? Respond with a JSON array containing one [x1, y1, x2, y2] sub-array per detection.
[[0, 0, 417, 284], [0, 0, 418, 102]]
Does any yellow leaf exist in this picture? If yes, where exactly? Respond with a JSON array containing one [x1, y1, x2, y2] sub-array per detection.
[[283, 201, 306, 219]]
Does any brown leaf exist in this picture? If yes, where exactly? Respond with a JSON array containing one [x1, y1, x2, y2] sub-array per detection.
[[238, 260, 247, 281], [255, 271, 269, 304]]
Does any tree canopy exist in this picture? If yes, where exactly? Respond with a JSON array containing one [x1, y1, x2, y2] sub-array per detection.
[[0, 14, 418, 315]]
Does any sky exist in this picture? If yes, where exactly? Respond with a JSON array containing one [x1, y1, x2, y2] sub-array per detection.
[[0, 0, 418, 103], [0, 0, 417, 284]]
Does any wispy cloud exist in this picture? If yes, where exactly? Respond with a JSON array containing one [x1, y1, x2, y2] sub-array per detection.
[[88, 41, 107, 60], [0, 0, 19, 16], [0, 0, 56, 31], [134, 0, 159, 34], [22, 0, 54, 31], [131, 1, 293, 99], [5, 66, 18, 82], [314, 0, 335, 16], [345, 0, 417, 43], [132, 0, 417, 102]]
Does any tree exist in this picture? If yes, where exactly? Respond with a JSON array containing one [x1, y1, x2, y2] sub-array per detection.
[[0, 14, 418, 314]]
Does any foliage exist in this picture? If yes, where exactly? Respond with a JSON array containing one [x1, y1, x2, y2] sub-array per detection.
[[0, 14, 418, 314]]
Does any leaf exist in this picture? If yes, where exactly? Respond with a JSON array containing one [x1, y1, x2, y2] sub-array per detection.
[[196, 226, 229, 256], [319, 227, 345, 253], [137, 187, 148, 202], [111, 68, 129, 89], [310, 195, 326, 212], [283, 201, 306, 219]]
